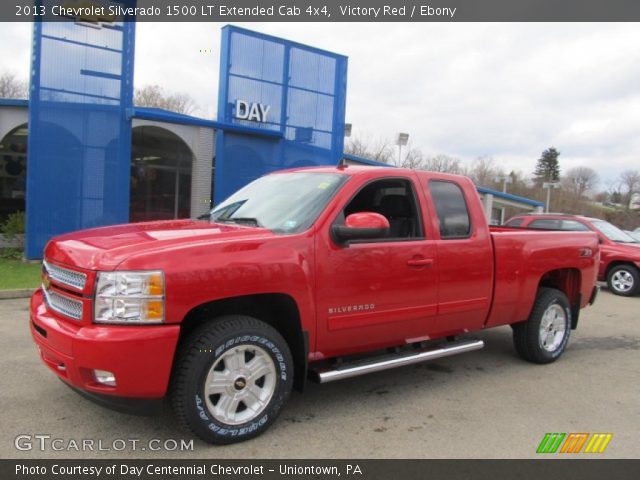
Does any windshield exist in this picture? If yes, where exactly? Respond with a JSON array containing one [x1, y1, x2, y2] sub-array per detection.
[[209, 172, 347, 234], [591, 220, 637, 243]]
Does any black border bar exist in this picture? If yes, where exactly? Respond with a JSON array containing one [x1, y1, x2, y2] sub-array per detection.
[[4, 0, 640, 22], [3, 459, 640, 480]]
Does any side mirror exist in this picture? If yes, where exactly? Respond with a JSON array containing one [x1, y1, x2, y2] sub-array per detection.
[[332, 212, 390, 244]]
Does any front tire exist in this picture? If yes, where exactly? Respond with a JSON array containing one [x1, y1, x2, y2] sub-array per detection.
[[513, 287, 571, 364], [171, 315, 293, 444], [606, 265, 640, 296]]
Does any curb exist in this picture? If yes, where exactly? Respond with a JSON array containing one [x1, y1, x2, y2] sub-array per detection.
[[0, 288, 35, 300]]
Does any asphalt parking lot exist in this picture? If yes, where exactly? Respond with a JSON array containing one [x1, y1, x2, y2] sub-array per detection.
[[1, 289, 638, 459]]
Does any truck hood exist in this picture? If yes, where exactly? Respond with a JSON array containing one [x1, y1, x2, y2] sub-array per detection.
[[44, 220, 274, 270]]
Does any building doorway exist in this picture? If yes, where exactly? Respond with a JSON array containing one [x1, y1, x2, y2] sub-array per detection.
[[0, 123, 27, 221], [130, 126, 193, 222]]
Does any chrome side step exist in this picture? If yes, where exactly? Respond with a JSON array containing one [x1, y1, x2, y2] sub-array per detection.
[[311, 339, 484, 384]]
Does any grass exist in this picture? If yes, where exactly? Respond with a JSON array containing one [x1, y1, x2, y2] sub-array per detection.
[[0, 258, 41, 290]]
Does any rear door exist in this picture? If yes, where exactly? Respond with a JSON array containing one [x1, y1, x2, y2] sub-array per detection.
[[420, 178, 494, 334]]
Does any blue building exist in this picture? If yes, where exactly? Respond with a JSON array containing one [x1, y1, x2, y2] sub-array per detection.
[[20, 22, 349, 259], [0, 22, 542, 259]]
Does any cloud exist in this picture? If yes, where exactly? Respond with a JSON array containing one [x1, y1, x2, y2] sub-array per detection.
[[1, 21, 638, 186], [0, 23, 31, 79]]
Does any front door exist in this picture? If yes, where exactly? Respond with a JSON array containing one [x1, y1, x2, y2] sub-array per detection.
[[315, 176, 439, 358]]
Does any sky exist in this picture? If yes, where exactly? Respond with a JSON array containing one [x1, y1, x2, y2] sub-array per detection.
[[1, 21, 639, 188]]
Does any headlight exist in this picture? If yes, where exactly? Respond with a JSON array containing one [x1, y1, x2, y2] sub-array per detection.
[[94, 271, 164, 324]]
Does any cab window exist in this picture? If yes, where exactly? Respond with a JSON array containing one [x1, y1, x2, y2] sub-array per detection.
[[561, 220, 590, 231], [529, 219, 562, 230], [339, 178, 423, 240], [429, 180, 471, 239]]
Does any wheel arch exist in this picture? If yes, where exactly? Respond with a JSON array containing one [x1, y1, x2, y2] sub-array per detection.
[[605, 260, 639, 278], [605, 261, 640, 296], [538, 268, 581, 329], [175, 293, 307, 391], [512, 286, 572, 364]]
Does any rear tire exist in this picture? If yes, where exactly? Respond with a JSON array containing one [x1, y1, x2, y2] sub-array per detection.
[[171, 315, 293, 444], [606, 265, 640, 297], [513, 287, 571, 364]]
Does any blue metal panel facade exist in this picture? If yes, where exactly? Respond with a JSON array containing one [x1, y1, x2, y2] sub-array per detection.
[[215, 26, 348, 203], [26, 3, 136, 259]]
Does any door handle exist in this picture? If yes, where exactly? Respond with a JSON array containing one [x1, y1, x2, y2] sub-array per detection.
[[407, 258, 434, 267]]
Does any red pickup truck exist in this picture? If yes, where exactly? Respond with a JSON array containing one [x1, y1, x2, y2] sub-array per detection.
[[31, 166, 599, 444]]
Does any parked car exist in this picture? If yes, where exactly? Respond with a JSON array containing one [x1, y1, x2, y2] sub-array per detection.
[[625, 230, 640, 242], [505, 214, 640, 296], [31, 167, 599, 444]]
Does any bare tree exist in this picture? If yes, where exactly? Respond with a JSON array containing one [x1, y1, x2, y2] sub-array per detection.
[[134, 84, 198, 115], [399, 145, 424, 169], [619, 169, 640, 209], [344, 135, 395, 164], [345, 134, 467, 173], [468, 155, 498, 186], [0, 72, 28, 99], [564, 166, 599, 198], [421, 154, 462, 174]]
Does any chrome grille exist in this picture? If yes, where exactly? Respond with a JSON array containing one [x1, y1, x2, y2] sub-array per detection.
[[43, 286, 83, 321], [43, 260, 87, 290]]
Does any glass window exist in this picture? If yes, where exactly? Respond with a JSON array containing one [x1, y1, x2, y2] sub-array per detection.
[[529, 219, 562, 230], [339, 178, 422, 240], [561, 220, 590, 231], [505, 217, 523, 227], [429, 181, 471, 239], [0, 124, 27, 222], [591, 220, 637, 243], [210, 172, 346, 234], [130, 126, 193, 222]]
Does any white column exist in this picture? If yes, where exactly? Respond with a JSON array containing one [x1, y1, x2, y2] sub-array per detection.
[[190, 128, 215, 219], [482, 193, 494, 223]]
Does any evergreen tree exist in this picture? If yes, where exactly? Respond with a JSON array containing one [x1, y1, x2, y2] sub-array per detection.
[[533, 147, 561, 185]]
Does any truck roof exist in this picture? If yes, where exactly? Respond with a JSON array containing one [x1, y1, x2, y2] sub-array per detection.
[[277, 165, 469, 182], [516, 213, 602, 222]]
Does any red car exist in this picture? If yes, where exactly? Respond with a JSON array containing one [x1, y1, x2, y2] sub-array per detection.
[[31, 167, 599, 444], [505, 214, 640, 297]]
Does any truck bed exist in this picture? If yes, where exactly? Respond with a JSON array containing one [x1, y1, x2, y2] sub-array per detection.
[[485, 227, 599, 328]]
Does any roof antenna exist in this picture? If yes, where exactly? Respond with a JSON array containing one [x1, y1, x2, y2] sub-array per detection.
[[338, 157, 348, 169]]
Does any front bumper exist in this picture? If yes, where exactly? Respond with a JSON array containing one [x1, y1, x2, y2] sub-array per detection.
[[30, 290, 180, 402]]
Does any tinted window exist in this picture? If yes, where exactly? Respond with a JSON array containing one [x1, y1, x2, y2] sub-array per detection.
[[529, 219, 562, 230], [505, 218, 523, 227], [561, 220, 590, 231], [429, 181, 471, 239]]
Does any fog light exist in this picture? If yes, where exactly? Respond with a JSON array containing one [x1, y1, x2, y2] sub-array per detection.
[[94, 369, 116, 386]]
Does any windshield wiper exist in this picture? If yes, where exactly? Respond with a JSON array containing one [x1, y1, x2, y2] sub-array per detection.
[[217, 217, 263, 228]]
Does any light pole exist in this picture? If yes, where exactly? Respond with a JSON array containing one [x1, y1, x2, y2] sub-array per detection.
[[494, 175, 513, 193], [395, 132, 409, 166], [542, 181, 561, 213]]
